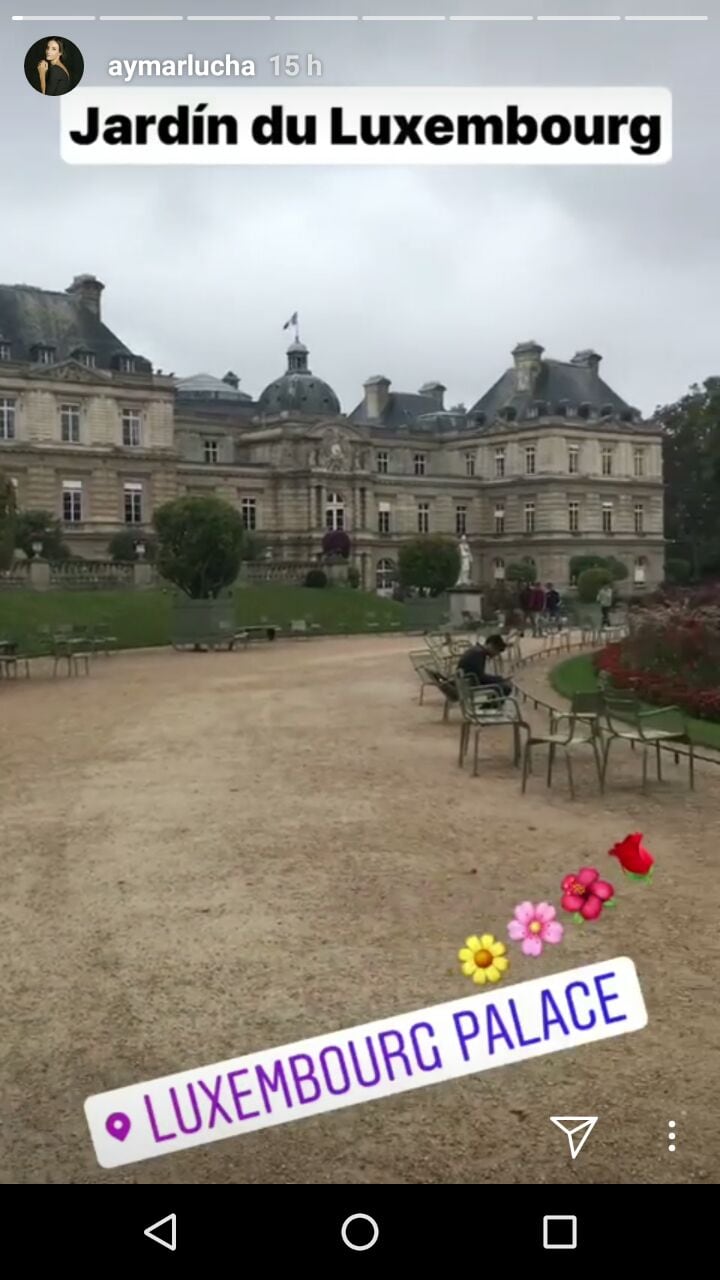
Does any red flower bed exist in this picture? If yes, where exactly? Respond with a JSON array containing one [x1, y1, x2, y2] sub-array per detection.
[[593, 606, 720, 723]]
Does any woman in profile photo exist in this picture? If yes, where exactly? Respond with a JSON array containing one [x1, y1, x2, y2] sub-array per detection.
[[37, 38, 72, 95]]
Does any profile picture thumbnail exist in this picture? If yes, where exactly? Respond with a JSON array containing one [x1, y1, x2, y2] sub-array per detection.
[[24, 36, 84, 97]]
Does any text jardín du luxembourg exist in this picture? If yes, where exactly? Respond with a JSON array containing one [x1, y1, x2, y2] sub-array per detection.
[[69, 103, 663, 157]]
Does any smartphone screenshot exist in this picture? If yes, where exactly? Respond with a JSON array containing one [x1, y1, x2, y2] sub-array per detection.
[[1, 0, 717, 1262]]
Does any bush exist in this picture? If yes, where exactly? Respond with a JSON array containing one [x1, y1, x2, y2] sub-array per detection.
[[108, 530, 156, 563], [0, 473, 15, 570], [594, 604, 720, 721], [577, 566, 613, 603], [322, 529, 351, 560], [665, 557, 692, 585], [603, 556, 629, 582], [570, 554, 627, 584], [153, 495, 245, 599], [398, 536, 460, 596], [14, 510, 71, 562], [304, 568, 327, 588], [347, 565, 360, 589], [506, 558, 536, 584]]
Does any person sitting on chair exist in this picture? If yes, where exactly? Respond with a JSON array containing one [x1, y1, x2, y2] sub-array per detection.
[[457, 634, 513, 698]]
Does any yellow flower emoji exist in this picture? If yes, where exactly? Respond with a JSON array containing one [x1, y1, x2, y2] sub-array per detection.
[[458, 934, 509, 985]]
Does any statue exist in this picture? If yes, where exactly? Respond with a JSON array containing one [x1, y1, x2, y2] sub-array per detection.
[[456, 535, 473, 587]]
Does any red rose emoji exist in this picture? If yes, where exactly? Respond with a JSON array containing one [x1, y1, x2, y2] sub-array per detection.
[[608, 832, 654, 880]]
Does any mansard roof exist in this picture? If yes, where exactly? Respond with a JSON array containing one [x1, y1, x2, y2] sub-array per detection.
[[0, 283, 142, 372], [469, 352, 641, 428], [349, 390, 440, 428]]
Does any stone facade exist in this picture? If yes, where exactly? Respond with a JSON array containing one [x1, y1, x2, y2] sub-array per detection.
[[0, 277, 665, 589]]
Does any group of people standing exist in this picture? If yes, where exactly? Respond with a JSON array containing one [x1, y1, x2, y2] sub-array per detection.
[[517, 581, 561, 635]]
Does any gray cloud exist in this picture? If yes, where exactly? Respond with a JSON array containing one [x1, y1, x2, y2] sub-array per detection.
[[2, 0, 718, 414]]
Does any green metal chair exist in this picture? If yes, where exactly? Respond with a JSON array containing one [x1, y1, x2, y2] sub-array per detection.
[[456, 673, 523, 775], [550, 691, 605, 738], [600, 694, 695, 791], [521, 711, 604, 800], [408, 650, 438, 705]]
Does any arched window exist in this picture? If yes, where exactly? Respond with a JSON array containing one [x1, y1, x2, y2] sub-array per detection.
[[634, 556, 647, 585], [325, 491, 345, 531], [493, 558, 505, 581], [376, 558, 395, 591]]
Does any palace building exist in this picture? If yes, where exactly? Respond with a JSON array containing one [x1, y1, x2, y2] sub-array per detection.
[[0, 274, 664, 591]]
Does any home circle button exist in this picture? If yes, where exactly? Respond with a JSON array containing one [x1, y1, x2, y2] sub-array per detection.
[[341, 1213, 380, 1252]]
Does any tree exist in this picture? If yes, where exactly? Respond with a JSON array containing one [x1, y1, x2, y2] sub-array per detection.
[[14, 510, 70, 561], [0, 473, 16, 570], [398, 536, 459, 596], [506, 558, 536, 585], [108, 530, 156, 562], [657, 377, 720, 577], [603, 556, 629, 583], [153, 495, 246, 599], [665, 557, 692, 585], [322, 529, 351, 560], [570, 554, 627, 584], [241, 530, 268, 562], [577, 566, 613, 603]]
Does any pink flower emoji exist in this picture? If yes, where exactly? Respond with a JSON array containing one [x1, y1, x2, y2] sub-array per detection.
[[507, 901, 564, 957], [561, 867, 615, 921]]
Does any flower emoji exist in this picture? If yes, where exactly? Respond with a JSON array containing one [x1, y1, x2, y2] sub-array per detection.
[[458, 934, 509, 985], [561, 867, 615, 922], [608, 833, 655, 880], [507, 902, 564, 956]]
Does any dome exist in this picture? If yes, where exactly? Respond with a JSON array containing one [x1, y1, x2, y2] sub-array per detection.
[[257, 340, 340, 416], [175, 372, 252, 402]]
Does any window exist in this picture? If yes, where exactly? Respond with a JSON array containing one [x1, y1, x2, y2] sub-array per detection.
[[634, 556, 647, 585], [568, 444, 579, 474], [414, 452, 426, 477], [417, 501, 429, 534], [376, 558, 395, 591], [493, 558, 505, 581], [118, 356, 135, 374], [634, 502, 644, 534], [568, 501, 579, 533], [0, 397, 16, 440], [494, 503, 505, 535], [495, 447, 506, 478], [203, 439, 219, 464], [62, 480, 82, 524], [465, 452, 476, 477], [376, 450, 388, 475], [633, 447, 645, 478], [78, 351, 96, 369], [524, 502, 535, 534], [241, 497, 257, 530], [377, 502, 390, 535], [34, 345, 55, 365], [455, 505, 467, 536], [60, 403, 80, 444], [525, 445, 536, 475], [602, 501, 614, 534], [0, 342, 11, 361], [122, 410, 142, 447], [325, 491, 345, 531], [601, 446, 613, 476], [124, 483, 143, 525]]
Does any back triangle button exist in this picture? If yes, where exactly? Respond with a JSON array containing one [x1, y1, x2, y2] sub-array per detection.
[[144, 1213, 177, 1252]]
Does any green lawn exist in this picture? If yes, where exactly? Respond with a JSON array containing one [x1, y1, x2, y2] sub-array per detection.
[[0, 585, 406, 654], [550, 653, 720, 751]]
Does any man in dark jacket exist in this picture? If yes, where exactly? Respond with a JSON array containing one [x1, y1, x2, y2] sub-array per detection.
[[545, 583, 561, 620], [457, 634, 513, 698]]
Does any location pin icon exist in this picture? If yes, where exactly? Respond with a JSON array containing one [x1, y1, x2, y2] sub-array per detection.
[[106, 1111, 131, 1142]]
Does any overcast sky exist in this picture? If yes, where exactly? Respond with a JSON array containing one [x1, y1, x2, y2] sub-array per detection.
[[2, 0, 718, 416]]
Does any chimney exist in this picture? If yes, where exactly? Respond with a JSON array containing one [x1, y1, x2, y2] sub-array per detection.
[[222, 370, 240, 389], [512, 341, 544, 393], [66, 274, 105, 319], [571, 349, 602, 375], [363, 375, 391, 421], [418, 380, 446, 410]]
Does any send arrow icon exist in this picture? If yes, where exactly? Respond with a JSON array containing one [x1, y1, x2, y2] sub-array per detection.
[[550, 1116, 598, 1160], [144, 1213, 176, 1252]]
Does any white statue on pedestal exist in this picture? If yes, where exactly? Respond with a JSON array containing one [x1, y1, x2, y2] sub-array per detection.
[[456, 535, 473, 587]]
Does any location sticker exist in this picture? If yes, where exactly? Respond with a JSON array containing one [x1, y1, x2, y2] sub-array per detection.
[[105, 1111, 131, 1143]]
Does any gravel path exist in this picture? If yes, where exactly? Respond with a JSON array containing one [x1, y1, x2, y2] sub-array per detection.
[[1, 636, 718, 1184]]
